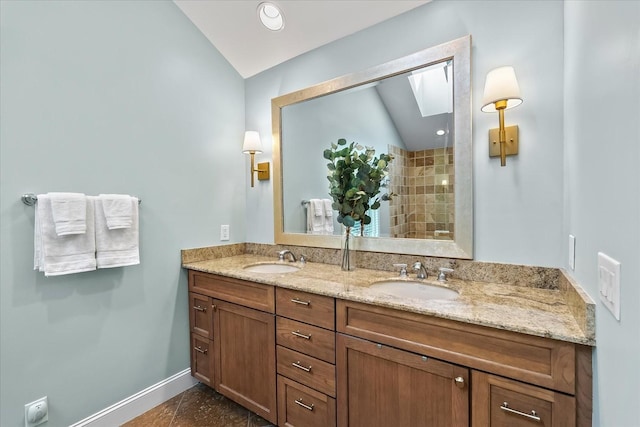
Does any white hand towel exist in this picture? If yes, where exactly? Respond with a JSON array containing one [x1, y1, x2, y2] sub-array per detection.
[[34, 194, 97, 276], [323, 199, 334, 234], [48, 192, 87, 236], [94, 196, 140, 268], [99, 194, 133, 229], [308, 199, 325, 234]]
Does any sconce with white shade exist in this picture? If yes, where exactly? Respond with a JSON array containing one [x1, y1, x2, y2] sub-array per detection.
[[242, 131, 270, 187], [481, 66, 522, 167]]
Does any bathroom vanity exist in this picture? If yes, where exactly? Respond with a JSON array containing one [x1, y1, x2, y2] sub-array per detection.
[[183, 251, 594, 427]]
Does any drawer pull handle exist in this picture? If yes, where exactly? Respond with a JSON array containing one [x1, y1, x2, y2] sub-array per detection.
[[500, 402, 541, 422], [291, 330, 311, 340], [193, 346, 208, 354], [193, 305, 206, 312], [291, 298, 311, 306], [292, 361, 312, 372], [294, 398, 314, 411]]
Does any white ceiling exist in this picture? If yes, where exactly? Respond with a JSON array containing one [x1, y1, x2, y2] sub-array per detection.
[[173, 0, 430, 78]]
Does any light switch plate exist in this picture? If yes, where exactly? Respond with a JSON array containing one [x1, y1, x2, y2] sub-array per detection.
[[220, 225, 230, 241], [597, 252, 621, 320]]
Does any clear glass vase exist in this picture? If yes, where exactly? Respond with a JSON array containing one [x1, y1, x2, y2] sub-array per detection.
[[341, 226, 357, 271]]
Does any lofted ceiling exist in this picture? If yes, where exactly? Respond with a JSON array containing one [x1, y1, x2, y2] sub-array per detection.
[[173, 0, 430, 78]]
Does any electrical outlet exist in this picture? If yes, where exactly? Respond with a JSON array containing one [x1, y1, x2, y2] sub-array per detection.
[[220, 225, 230, 241], [25, 396, 48, 427], [598, 252, 621, 320]]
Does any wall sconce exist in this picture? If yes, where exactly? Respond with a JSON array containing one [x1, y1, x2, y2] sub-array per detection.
[[242, 131, 270, 187], [481, 66, 522, 167]]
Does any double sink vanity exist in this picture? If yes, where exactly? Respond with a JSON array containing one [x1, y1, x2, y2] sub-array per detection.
[[182, 246, 594, 427], [181, 33, 594, 427]]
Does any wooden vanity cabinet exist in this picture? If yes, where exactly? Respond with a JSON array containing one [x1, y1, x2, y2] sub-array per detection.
[[187, 270, 592, 427], [336, 299, 592, 427], [275, 288, 337, 427], [188, 271, 277, 424]]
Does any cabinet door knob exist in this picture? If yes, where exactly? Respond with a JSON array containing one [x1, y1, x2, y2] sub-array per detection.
[[500, 402, 541, 422], [454, 376, 465, 388]]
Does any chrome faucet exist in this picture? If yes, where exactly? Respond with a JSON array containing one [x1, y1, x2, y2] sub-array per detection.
[[278, 249, 297, 262], [413, 261, 428, 279]]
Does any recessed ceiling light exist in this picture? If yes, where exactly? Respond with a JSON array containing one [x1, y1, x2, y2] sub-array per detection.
[[436, 129, 446, 136], [258, 2, 284, 31]]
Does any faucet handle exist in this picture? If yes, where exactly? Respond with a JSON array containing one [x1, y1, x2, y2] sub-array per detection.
[[277, 250, 285, 261], [300, 254, 307, 264], [438, 267, 454, 282], [393, 263, 408, 277]]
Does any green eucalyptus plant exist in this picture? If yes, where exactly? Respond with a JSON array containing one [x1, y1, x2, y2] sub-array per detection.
[[324, 138, 394, 235]]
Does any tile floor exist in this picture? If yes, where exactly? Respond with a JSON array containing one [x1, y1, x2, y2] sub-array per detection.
[[121, 383, 276, 427]]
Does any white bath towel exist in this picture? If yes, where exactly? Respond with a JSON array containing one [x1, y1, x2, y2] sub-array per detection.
[[307, 199, 325, 234], [99, 194, 133, 230], [94, 196, 140, 268], [323, 199, 334, 234], [49, 192, 87, 236], [34, 194, 97, 276]]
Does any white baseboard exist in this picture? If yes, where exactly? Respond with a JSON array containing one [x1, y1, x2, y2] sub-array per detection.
[[70, 368, 198, 427]]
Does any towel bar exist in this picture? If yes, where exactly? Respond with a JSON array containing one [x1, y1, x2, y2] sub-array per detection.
[[21, 193, 142, 206]]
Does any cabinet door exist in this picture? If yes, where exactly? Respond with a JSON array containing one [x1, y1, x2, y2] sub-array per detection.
[[472, 371, 575, 427], [213, 299, 277, 424], [190, 334, 213, 387], [189, 292, 212, 339], [337, 333, 469, 427]]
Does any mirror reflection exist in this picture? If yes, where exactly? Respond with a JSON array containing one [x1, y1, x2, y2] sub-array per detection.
[[282, 60, 454, 240]]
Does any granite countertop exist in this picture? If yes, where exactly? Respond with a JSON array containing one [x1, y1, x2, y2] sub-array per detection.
[[183, 254, 595, 346]]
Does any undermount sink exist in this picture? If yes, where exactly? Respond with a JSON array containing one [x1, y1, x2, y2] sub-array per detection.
[[369, 280, 459, 300], [243, 263, 300, 273]]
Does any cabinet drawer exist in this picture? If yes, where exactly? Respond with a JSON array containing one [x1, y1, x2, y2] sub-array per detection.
[[337, 299, 575, 394], [189, 292, 212, 339], [189, 271, 274, 313], [277, 317, 336, 364], [276, 288, 335, 330], [277, 346, 336, 397], [277, 375, 336, 427], [472, 371, 575, 427], [190, 334, 213, 387]]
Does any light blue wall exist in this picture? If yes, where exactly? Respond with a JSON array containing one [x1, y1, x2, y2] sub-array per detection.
[[245, 0, 566, 267], [0, 1, 245, 425], [281, 87, 402, 235], [564, 2, 640, 426]]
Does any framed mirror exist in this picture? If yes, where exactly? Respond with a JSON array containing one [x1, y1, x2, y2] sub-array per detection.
[[272, 35, 472, 259]]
